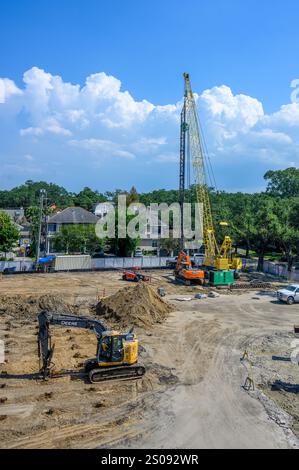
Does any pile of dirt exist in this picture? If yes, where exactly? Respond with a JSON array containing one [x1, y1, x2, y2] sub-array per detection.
[[96, 283, 174, 328], [0, 294, 74, 320]]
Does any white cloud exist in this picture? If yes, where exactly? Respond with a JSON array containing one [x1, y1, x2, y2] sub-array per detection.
[[20, 127, 44, 137], [155, 153, 179, 163], [24, 154, 34, 161], [70, 138, 135, 159], [1, 66, 299, 191], [0, 78, 22, 103]]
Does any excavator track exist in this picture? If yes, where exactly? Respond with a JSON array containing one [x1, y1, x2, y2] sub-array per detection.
[[89, 365, 146, 383]]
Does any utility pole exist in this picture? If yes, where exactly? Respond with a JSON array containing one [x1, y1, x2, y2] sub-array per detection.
[[36, 189, 46, 269]]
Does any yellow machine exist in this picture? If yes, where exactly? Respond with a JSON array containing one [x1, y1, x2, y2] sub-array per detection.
[[181, 73, 242, 272], [38, 311, 145, 383]]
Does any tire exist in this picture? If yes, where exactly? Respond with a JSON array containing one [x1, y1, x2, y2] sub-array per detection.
[[287, 297, 295, 305]]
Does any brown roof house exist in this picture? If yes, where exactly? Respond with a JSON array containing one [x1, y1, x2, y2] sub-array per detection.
[[46, 207, 99, 254]]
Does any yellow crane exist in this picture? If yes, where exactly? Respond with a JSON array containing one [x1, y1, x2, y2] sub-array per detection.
[[181, 73, 242, 271]]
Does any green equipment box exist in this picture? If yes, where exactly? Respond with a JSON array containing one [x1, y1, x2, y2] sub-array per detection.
[[209, 270, 234, 286]]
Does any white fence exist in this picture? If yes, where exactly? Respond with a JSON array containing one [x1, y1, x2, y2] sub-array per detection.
[[1, 257, 299, 281], [263, 260, 299, 282], [0, 260, 34, 273], [91, 257, 171, 270]]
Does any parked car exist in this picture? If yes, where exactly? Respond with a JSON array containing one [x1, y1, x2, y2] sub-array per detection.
[[277, 284, 299, 305], [166, 257, 178, 269], [192, 253, 205, 267]]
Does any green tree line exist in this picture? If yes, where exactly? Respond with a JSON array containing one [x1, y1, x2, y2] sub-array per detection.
[[1, 168, 299, 270]]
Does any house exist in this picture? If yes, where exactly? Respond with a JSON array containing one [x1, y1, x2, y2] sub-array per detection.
[[46, 207, 99, 254], [92, 202, 170, 254], [92, 202, 115, 219], [0, 208, 31, 251], [138, 208, 169, 254]]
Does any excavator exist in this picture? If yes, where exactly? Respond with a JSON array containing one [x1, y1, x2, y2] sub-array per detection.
[[175, 251, 205, 285], [37, 311, 145, 383], [177, 73, 242, 275]]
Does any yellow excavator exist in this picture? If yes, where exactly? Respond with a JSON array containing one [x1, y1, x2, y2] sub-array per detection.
[[38, 311, 145, 383], [180, 73, 242, 272]]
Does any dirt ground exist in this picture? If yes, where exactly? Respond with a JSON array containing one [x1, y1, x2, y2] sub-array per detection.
[[0, 270, 298, 449]]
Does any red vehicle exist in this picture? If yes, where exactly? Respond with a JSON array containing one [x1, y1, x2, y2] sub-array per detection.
[[122, 270, 150, 282]]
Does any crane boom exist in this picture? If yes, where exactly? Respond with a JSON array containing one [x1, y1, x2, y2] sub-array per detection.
[[182, 73, 242, 271], [183, 73, 219, 266]]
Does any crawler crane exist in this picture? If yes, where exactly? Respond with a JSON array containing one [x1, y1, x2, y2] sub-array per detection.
[[178, 73, 242, 272]]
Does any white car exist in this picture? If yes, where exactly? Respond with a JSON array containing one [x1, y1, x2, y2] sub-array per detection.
[[277, 284, 299, 305]]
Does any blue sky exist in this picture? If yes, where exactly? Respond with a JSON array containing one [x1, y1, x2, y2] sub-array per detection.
[[1, 0, 299, 193]]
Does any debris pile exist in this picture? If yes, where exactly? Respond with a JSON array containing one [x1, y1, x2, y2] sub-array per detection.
[[96, 283, 174, 328], [0, 294, 73, 320]]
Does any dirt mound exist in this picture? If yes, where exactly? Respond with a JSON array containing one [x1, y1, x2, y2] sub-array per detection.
[[96, 283, 174, 328], [0, 294, 73, 320]]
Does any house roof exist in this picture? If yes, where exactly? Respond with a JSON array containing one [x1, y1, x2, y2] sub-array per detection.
[[48, 207, 99, 224]]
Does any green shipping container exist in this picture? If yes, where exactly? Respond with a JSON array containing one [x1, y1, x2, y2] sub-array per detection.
[[224, 270, 234, 285], [209, 271, 225, 285], [209, 270, 234, 286]]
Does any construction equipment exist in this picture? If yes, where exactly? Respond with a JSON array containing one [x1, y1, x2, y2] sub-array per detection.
[[122, 269, 150, 283], [179, 73, 242, 272], [231, 281, 271, 290], [37, 311, 145, 383], [157, 287, 166, 297], [175, 251, 205, 285], [209, 270, 234, 287]]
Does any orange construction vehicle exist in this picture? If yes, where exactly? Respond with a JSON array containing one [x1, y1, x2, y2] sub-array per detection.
[[122, 269, 150, 283], [175, 251, 205, 286]]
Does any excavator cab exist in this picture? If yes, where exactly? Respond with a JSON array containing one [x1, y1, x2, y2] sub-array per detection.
[[97, 331, 138, 366]]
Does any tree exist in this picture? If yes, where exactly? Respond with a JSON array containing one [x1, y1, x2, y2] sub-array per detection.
[[73, 187, 106, 211], [0, 211, 20, 259], [159, 237, 180, 256], [53, 225, 104, 254], [127, 186, 139, 204], [264, 168, 299, 198], [108, 210, 140, 257], [275, 199, 299, 274], [249, 196, 280, 271], [0, 180, 74, 210]]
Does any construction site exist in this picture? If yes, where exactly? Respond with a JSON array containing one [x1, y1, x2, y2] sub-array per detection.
[[0, 270, 298, 449], [0, 73, 298, 450]]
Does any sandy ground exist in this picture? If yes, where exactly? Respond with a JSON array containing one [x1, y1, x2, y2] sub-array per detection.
[[0, 270, 298, 449]]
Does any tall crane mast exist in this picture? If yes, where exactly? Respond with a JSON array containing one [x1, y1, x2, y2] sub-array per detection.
[[180, 73, 242, 271]]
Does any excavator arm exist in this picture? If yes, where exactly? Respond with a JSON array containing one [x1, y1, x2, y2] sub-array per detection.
[[37, 311, 107, 379]]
